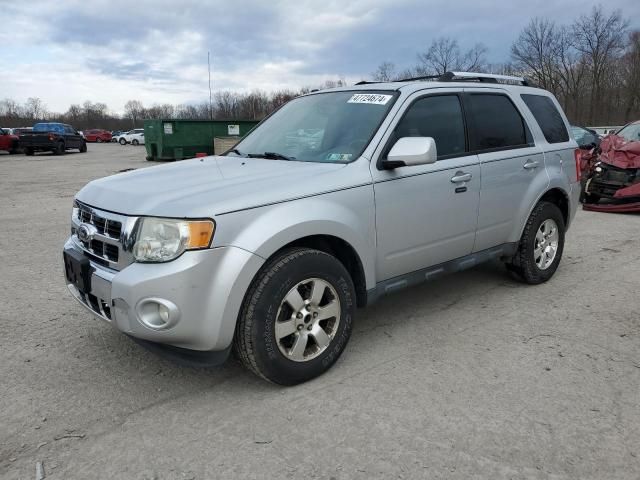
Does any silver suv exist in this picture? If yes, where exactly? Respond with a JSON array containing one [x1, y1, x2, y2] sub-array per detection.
[[63, 72, 580, 384]]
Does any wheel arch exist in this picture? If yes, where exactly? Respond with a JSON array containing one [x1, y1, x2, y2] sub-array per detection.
[[273, 235, 368, 308], [514, 187, 570, 242]]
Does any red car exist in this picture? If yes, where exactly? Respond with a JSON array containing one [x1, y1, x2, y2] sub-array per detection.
[[581, 121, 640, 213], [0, 128, 20, 153], [84, 129, 112, 143]]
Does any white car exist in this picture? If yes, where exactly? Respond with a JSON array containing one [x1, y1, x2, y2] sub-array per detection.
[[117, 129, 145, 145]]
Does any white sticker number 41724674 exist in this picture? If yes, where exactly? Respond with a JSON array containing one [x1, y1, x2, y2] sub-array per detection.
[[347, 94, 392, 105]]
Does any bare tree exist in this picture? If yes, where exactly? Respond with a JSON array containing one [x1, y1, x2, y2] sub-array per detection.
[[622, 31, 640, 122], [418, 37, 487, 75], [25, 97, 45, 120], [372, 62, 397, 81], [572, 6, 629, 123], [124, 99, 144, 128], [511, 18, 563, 92]]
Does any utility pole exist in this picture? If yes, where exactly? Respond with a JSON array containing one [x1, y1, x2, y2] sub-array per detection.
[[208, 51, 213, 120]]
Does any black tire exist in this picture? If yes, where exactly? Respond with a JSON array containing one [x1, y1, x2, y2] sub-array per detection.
[[507, 201, 565, 285], [9, 141, 19, 154], [96, 138, 102, 143], [25, 147, 34, 156], [234, 248, 355, 385], [119, 138, 127, 145], [132, 139, 139, 146], [53, 141, 65, 155], [79, 141, 87, 153]]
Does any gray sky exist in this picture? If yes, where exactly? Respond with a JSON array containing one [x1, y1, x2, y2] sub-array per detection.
[[2, 0, 638, 114]]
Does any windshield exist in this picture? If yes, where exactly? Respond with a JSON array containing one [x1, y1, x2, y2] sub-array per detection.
[[616, 123, 640, 142], [228, 91, 397, 163]]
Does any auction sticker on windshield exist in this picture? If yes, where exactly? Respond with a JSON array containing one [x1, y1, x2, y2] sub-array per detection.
[[347, 94, 392, 105]]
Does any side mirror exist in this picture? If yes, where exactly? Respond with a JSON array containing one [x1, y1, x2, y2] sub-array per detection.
[[382, 137, 437, 169]]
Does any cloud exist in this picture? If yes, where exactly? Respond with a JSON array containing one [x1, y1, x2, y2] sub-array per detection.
[[2, 0, 639, 113]]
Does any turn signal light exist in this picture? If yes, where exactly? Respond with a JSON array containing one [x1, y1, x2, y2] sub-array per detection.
[[187, 221, 215, 248]]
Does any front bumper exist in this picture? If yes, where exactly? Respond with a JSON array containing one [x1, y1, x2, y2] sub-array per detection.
[[63, 238, 264, 353]]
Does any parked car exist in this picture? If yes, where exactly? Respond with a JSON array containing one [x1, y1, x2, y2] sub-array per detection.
[[20, 122, 87, 155], [581, 120, 640, 212], [0, 128, 20, 153], [571, 125, 600, 149], [110, 130, 123, 142], [64, 72, 580, 385], [117, 129, 145, 145], [84, 129, 112, 143], [11, 127, 33, 136]]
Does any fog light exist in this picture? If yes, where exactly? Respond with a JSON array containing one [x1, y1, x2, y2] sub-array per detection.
[[135, 298, 180, 330]]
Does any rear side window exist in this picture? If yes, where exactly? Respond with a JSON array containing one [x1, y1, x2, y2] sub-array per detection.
[[521, 94, 569, 143], [467, 94, 528, 151], [393, 95, 466, 158]]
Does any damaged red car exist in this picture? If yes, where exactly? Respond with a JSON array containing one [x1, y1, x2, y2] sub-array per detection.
[[581, 120, 640, 213]]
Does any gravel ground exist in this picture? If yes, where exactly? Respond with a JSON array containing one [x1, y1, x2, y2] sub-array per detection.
[[1, 144, 639, 479]]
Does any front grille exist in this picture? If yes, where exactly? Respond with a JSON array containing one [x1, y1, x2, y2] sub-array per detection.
[[73, 202, 132, 270]]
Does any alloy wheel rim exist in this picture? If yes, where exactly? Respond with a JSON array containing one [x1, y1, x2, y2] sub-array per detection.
[[275, 278, 341, 362], [534, 219, 559, 270]]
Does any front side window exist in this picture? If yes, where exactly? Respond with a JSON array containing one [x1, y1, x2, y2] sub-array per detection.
[[468, 94, 528, 151], [392, 95, 466, 158], [521, 94, 569, 144], [229, 90, 397, 163]]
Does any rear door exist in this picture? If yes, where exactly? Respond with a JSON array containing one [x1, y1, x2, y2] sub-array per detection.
[[371, 90, 480, 280], [462, 88, 547, 251]]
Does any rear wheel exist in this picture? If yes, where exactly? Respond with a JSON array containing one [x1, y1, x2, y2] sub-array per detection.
[[96, 138, 103, 143], [132, 139, 139, 146], [234, 248, 355, 385], [119, 138, 126, 145], [25, 148, 34, 156], [53, 142, 65, 155], [79, 141, 87, 153], [507, 201, 565, 284], [9, 141, 19, 154]]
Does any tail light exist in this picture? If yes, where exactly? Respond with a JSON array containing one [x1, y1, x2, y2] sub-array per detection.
[[49, 134, 55, 141], [574, 149, 582, 182]]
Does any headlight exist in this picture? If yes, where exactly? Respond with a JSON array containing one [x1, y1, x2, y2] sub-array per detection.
[[133, 217, 215, 262]]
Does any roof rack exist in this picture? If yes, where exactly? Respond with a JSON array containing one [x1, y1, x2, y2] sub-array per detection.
[[356, 71, 535, 87], [440, 71, 533, 86]]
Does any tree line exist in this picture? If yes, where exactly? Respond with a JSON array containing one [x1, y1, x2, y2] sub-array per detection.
[[0, 79, 347, 131], [372, 6, 639, 126], [1, 5, 638, 130]]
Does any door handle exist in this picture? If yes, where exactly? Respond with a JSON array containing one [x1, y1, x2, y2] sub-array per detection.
[[450, 171, 472, 183], [523, 159, 540, 170]]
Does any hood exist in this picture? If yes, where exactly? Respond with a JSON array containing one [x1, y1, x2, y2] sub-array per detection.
[[76, 156, 358, 218], [599, 135, 640, 169]]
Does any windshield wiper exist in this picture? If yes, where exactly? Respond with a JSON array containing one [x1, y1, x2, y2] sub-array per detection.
[[226, 148, 247, 157], [247, 151, 295, 161]]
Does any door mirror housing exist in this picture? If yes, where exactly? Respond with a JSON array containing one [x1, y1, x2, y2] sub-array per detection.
[[382, 137, 437, 169]]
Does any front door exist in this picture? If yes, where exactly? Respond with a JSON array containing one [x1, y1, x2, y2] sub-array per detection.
[[371, 92, 480, 281]]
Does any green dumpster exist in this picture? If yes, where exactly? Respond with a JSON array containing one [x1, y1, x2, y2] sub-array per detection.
[[144, 119, 259, 161]]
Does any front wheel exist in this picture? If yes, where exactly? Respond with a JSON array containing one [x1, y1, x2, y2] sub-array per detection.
[[234, 248, 355, 385], [79, 142, 87, 153], [25, 148, 34, 156], [132, 139, 139, 146], [96, 138, 103, 143], [507, 201, 565, 284]]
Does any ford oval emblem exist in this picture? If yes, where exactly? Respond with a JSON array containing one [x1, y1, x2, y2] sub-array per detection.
[[77, 223, 97, 243]]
